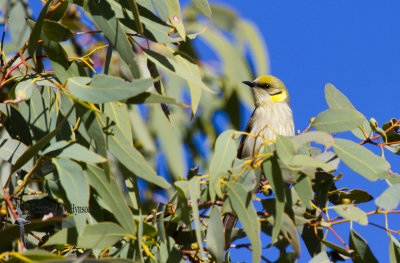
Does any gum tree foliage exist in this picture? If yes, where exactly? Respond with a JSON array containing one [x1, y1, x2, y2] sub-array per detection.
[[0, 0, 399, 262]]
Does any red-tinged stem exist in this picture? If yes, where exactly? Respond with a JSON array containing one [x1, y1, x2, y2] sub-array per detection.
[[378, 140, 400, 146], [3, 190, 24, 251], [328, 226, 350, 250], [360, 119, 400, 145], [0, 60, 26, 88]]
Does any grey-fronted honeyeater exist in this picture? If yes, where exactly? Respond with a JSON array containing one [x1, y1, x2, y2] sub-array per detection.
[[223, 75, 295, 241]]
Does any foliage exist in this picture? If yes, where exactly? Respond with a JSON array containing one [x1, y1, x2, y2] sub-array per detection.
[[0, 0, 399, 262]]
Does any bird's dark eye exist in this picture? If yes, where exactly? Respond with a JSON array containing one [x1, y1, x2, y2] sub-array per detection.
[[257, 83, 270, 89]]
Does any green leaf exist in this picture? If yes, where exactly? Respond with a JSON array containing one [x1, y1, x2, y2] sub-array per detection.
[[189, 176, 205, 258], [191, 0, 211, 17], [27, 0, 51, 55], [53, 158, 89, 233], [42, 40, 71, 84], [389, 237, 400, 263], [143, 48, 211, 115], [209, 130, 237, 176], [262, 158, 284, 242], [333, 139, 390, 181], [309, 252, 331, 263], [275, 134, 297, 164], [349, 229, 378, 263], [199, 28, 252, 104], [129, 106, 157, 152], [104, 102, 133, 146], [127, 0, 143, 34], [0, 104, 32, 146], [86, 164, 136, 234], [67, 75, 152, 103], [325, 83, 356, 110], [289, 155, 335, 172], [106, 118, 170, 189], [43, 19, 74, 42], [43, 141, 106, 163], [281, 213, 301, 258], [292, 131, 334, 148], [325, 83, 371, 139], [332, 205, 368, 225], [125, 92, 188, 107], [143, 47, 213, 94], [375, 184, 400, 210], [174, 181, 191, 225], [150, 0, 169, 20], [312, 108, 365, 133], [78, 222, 129, 249], [44, 228, 78, 246], [321, 239, 354, 257], [9, 104, 74, 176], [237, 20, 268, 76], [226, 182, 261, 263], [206, 206, 224, 263], [48, 1, 68, 21], [18, 250, 65, 261], [14, 78, 36, 101], [151, 106, 184, 181], [166, 0, 186, 40], [0, 138, 32, 172], [294, 173, 313, 209], [87, 0, 140, 78]]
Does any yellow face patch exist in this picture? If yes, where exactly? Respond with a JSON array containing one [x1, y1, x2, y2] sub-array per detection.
[[270, 90, 288, 102]]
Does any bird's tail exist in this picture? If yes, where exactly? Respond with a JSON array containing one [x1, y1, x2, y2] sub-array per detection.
[[223, 212, 238, 250]]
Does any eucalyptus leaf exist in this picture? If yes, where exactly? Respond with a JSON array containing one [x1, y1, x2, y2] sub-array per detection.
[[332, 204, 368, 225], [333, 139, 390, 181], [67, 75, 152, 103], [78, 222, 129, 249], [226, 182, 261, 263], [312, 108, 365, 133]]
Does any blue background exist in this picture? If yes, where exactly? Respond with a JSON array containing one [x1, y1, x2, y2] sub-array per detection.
[[203, 1, 400, 262]]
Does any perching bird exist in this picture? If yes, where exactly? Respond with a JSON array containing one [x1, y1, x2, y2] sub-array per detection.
[[223, 75, 295, 243]]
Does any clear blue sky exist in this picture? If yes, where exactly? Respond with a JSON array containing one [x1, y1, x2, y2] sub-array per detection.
[[208, 1, 400, 262], [20, 1, 400, 262]]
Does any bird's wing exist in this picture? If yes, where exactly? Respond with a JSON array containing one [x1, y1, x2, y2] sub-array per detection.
[[237, 109, 256, 158]]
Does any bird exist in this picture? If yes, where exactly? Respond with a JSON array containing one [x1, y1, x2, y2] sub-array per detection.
[[223, 75, 295, 246]]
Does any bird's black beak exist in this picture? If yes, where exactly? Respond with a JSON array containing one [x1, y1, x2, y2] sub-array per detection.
[[242, 81, 256, 87]]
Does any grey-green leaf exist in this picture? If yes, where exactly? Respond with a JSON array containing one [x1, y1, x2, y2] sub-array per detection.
[[43, 20, 74, 42], [262, 158, 284, 242], [349, 229, 378, 263], [375, 184, 400, 211], [53, 158, 89, 233], [209, 130, 237, 176], [67, 75, 152, 103], [125, 92, 188, 107], [86, 164, 136, 234], [0, 138, 32, 172], [191, 0, 212, 17], [78, 222, 129, 249], [312, 108, 365, 133], [43, 141, 106, 163], [206, 206, 224, 263], [107, 121, 170, 189], [27, 0, 51, 55], [333, 139, 390, 181], [87, 0, 140, 78], [226, 182, 261, 263], [275, 134, 297, 165], [325, 83, 355, 110], [332, 205, 368, 225]]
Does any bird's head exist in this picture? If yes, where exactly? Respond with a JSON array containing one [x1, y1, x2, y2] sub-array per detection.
[[242, 75, 289, 106]]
